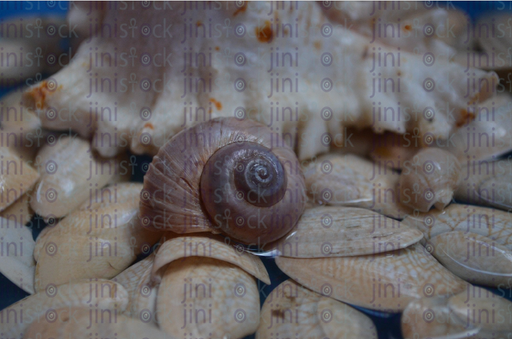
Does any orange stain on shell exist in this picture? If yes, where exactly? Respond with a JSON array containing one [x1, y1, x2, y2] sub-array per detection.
[[209, 98, 222, 110], [255, 21, 273, 43]]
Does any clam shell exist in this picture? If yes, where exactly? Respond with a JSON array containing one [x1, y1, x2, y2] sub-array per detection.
[[401, 296, 479, 339], [428, 231, 512, 287], [31, 136, 129, 219], [304, 153, 411, 220], [151, 234, 270, 285], [276, 243, 466, 312], [33, 183, 161, 292], [0, 218, 35, 293], [113, 254, 158, 324], [0, 146, 40, 212], [266, 206, 423, 257], [402, 204, 512, 250], [157, 256, 261, 338], [23, 309, 174, 339], [0, 279, 128, 338], [256, 279, 377, 338], [449, 285, 512, 332]]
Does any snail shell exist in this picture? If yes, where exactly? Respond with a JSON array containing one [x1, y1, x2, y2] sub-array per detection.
[[140, 117, 306, 244]]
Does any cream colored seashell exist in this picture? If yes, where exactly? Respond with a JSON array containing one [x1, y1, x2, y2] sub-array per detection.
[[304, 153, 411, 219], [113, 254, 158, 324], [402, 204, 512, 250], [157, 256, 261, 339], [0, 218, 35, 293], [31, 136, 129, 219], [455, 158, 512, 211], [22, 2, 497, 160], [449, 285, 512, 332], [0, 190, 33, 227], [399, 148, 461, 212], [276, 243, 466, 312], [151, 234, 270, 285], [0, 146, 39, 212], [266, 206, 423, 257], [34, 183, 161, 292], [476, 13, 512, 71], [368, 131, 421, 171], [445, 94, 512, 164], [256, 279, 377, 339], [0, 279, 128, 338], [23, 308, 175, 339], [428, 231, 512, 287], [401, 296, 479, 339]]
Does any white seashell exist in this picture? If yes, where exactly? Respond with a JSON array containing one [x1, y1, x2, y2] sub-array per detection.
[[0, 90, 41, 137], [0, 218, 35, 293], [33, 183, 161, 292], [0, 191, 34, 227], [113, 254, 158, 324], [401, 203, 512, 250], [304, 153, 411, 219], [157, 256, 261, 339], [0, 146, 40, 212], [276, 243, 466, 312], [23, 308, 174, 339], [256, 279, 377, 338], [266, 206, 423, 257], [31, 136, 129, 219], [428, 231, 512, 287], [22, 2, 497, 160], [0, 279, 128, 338], [151, 234, 270, 285], [399, 148, 461, 212]]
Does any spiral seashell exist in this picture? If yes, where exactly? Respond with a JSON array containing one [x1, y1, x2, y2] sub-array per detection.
[[140, 117, 306, 245]]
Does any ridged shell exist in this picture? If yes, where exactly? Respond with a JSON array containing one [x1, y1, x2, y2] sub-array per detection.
[[33, 183, 161, 292], [303, 153, 411, 220], [276, 243, 466, 312], [266, 206, 423, 257], [256, 279, 377, 339], [0, 280, 128, 338], [31, 136, 129, 219]]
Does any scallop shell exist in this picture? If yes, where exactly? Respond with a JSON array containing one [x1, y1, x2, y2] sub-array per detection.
[[23, 309, 174, 339], [0, 279, 128, 338], [0, 218, 35, 293], [33, 183, 161, 292], [304, 153, 411, 219], [428, 231, 512, 287], [276, 243, 467, 312], [31, 136, 129, 219], [266, 206, 423, 258], [256, 279, 377, 339]]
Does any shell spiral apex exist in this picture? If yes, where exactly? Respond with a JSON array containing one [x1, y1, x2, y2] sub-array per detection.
[[139, 117, 306, 245]]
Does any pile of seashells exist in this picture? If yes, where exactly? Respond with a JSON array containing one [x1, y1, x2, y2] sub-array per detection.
[[1, 1, 512, 338]]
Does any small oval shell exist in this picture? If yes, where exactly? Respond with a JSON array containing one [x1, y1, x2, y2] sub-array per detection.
[[429, 231, 512, 287], [304, 153, 410, 220], [0, 219, 35, 293], [31, 136, 129, 219], [33, 183, 161, 292], [256, 279, 377, 339], [276, 244, 466, 312], [23, 308, 174, 339], [266, 206, 423, 257], [399, 148, 461, 212], [156, 256, 260, 338], [0, 279, 128, 338]]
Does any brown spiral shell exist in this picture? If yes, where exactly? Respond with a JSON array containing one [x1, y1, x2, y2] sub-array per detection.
[[139, 117, 306, 245]]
